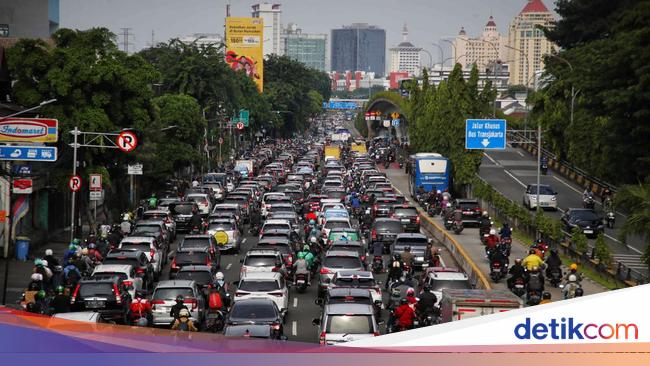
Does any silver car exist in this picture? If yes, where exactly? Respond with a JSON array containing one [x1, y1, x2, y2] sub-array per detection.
[[206, 218, 241, 253], [312, 303, 380, 345], [150, 280, 205, 327], [318, 250, 365, 296], [523, 184, 558, 210]]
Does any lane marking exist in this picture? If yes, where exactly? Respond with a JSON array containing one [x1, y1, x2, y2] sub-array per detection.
[[226, 263, 232, 270], [517, 151, 524, 157], [293, 297, 298, 308], [552, 175, 583, 195], [604, 234, 643, 254], [504, 170, 527, 188], [483, 152, 499, 166], [292, 321, 297, 336], [242, 238, 247, 243]]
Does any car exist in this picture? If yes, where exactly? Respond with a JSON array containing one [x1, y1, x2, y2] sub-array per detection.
[[103, 250, 155, 289], [260, 228, 300, 248], [326, 228, 363, 246], [223, 194, 251, 222], [523, 184, 558, 210], [328, 270, 382, 305], [150, 280, 206, 327], [328, 240, 367, 265], [234, 272, 289, 316], [318, 250, 365, 296], [51, 311, 107, 324], [202, 182, 225, 201], [169, 201, 199, 232], [390, 233, 432, 269], [240, 247, 286, 277], [453, 199, 482, 226], [316, 287, 375, 308], [211, 203, 243, 231], [420, 267, 472, 305], [206, 218, 241, 253], [118, 236, 163, 278], [70, 275, 132, 323], [170, 248, 220, 279], [372, 197, 397, 218], [392, 205, 420, 232], [261, 193, 289, 217], [370, 218, 404, 251], [131, 220, 169, 251], [561, 208, 604, 238], [91, 264, 143, 298], [223, 324, 286, 340], [178, 234, 218, 256], [175, 265, 215, 289], [321, 217, 352, 240], [226, 299, 284, 339], [260, 219, 293, 237], [312, 303, 380, 345], [266, 202, 295, 217], [186, 193, 212, 217], [142, 210, 177, 240]]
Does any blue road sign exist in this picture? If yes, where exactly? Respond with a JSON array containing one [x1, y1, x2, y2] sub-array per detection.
[[0, 146, 57, 161], [12, 164, 32, 175], [465, 119, 507, 150], [391, 119, 400, 126]]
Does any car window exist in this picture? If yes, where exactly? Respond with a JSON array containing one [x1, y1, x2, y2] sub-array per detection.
[[176, 271, 213, 284], [103, 258, 141, 268], [79, 283, 115, 298], [329, 232, 359, 241], [263, 224, 290, 231], [326, 315, 372, 334], [120, 244, 152, 252], [395, 237, 428, 247], [334, 278, 376, 288], [208, 223, 235, 231], [133, 225, 160, 234], [323, 256, 362, 269], [324, 221, 351, 230], [230, 302, 277, 318], [181, 238, 211, 249], [170, 204, 194, 215], [571, 210, 599, 221], [244, 255, 278, 267], [375, 221, 403, 232], [528, 186, 555, 195], [153, 287, 195, 300], [239, 280, 280, 292], [394, 208, 418, 217], [175, 252, 208, 265], [328, 296, 372, 305], [429, 279, 471, 292]]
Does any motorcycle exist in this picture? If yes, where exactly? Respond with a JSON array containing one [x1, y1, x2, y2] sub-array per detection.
[[560, 282, 583, 299], [583, 195, 595, 209], [606, 211, 615, 229], [499, 238, 512, 257], [526, 289, 542, 306], [452, 219, 464, 234], [540, 161, 548, 175], [372, 256, 383, 274], [548, 267, 563, 288], [489, 261, 505, 283], [510, 277, 527, 297], [204, 309, 226, 333], [444, 217, 454, 230], [294, 273, 309, 293]]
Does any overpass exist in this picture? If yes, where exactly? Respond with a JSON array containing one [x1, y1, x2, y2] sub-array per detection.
[[364, 94, 408, 141]]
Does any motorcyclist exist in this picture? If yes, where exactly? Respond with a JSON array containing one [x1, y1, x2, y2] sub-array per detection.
[[425, 245, 442, 267], [416, 185, 426, 198], [50, 286, 70, 314], [34, 259, 52, 283], [129, 291, 153, 326], [601, 187, 613, 205], [393, 298, 416, 331], [50, 265, 65, 290], [44, 249, 59, 269], [527, 266, 545, 293], [499, 223, 512, 239], [80, 248, 95, 271], [479, 211, 492, 236], [148, 193, 158, 209], [86, 243, 104, 262], [386, 254, 404, 290], [63, 264, 81, 287], [562, 274, 582, 299], [442, 202, 454, 221], [417, 284, 438, 320], [507, 258, 527, 289], [212, 272, 231, 308], [563, 263, 583, 283], [170, 295, 189, 324], [171, 308, 198, 332], [293, 252, 311, 285], [63, 241, 80, 267], [27, 273, 45, 292], [522, 249, 545, 271], [188, 208, 203, 233], [308, 220, 319, 239], [300, 244, 316, 269], [371, 239, 384, 258], [350, 192, 361, 213], [249, 205, 261, 233], [27, 290, 48, 314], [545, 249, 562, 278], [485, 229, 499, 256], [405, 287, 418, 305], [441, 189, 452, 202], [488, 245, 508, 272], [400, 246, 414, 268]]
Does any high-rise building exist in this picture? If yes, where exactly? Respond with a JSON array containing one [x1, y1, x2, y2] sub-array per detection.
[[453, 16, 508, 72], [251, 3, 282, 56], [331, 23, 386, 77], [507, 0, 557, 86], [389, 23, 422, 77], [0, 0, 59, 38], [281, 24, 327, 71]]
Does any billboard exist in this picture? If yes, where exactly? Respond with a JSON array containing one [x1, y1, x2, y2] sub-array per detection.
[[0, 118, 58, 142], [225, 17, 264, 92]]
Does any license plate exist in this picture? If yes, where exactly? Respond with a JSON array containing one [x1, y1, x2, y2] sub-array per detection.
[[463, 211, 472, 215], [207, 313, 222, 319], [583, 230, 593, 234], [401, 219, 410, 223], [296, 279, 305, 284], [540, 202, 549, 206], [515, 284, 524, 289], [86, 300, 105, 309]]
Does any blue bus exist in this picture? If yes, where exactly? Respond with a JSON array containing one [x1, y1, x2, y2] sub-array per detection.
[[408, 153, 451, 196]]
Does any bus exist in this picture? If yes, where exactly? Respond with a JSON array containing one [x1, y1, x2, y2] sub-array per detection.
[[408, 153, 451, 196]]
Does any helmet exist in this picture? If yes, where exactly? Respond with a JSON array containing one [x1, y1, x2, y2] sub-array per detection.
[[179, 309, 190, 318], [41, 260, 48, 267], [72, 238, 81, 245], [568, 274, 577, 282], [406, 288, 415, 296], [81, 248, 89, 255], [88, 243, 96, 250], [45, 249, 53, 256], [422, 284, 431, 292], [309, 219, 315, 225], [303, 244, 310, 252], [310, 236, 317, 244], [531, 266, 539, 272], [175, 295, 184, 303], [570, 263, 578, 271], [489, 229, 496, 235], [550, 249, 558, 255], [404, 246, 410, 252], [575, 288, 584, 297], [151, 193, 156, 197], [482, 211, 488, 217], [297, 252, 306, 259], [36, 290, 46, 300], [542, 292, 551, 300], [55, 286, 65, 294], [34, 258, 43, 267], [215, 272, 224, 281], [436, 190, 442, 194], [30, 273, 43, 282], [536, 238, 543, 244], [515, 258, 522, 264], [400, 298, 409, 305], [529, 249, 536, 255]]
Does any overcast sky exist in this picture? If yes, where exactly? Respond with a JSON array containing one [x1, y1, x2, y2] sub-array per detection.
[[60, 0, 558, 66]]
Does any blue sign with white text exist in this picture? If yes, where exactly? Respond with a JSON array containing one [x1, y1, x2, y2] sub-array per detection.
[[0, 146, 58, 161], [322, 101, 359, 110], [465, 119, 507, 150]]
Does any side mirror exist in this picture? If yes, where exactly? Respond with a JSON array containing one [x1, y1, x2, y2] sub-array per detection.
[[239, 258, 244, 263], [315, 298, 324, 306], [312, 318, 321, 326]]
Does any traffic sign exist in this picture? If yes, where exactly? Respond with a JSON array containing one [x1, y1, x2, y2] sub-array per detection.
[[89, 190, 102, 201], [12, 164, 31, 176], [391, 112, 400, 120], [0, 118, 58, 143], [128, 163, 143, 175], [382, 120, 391, 128], [218, 137, 224, 144], [69, 176, 82, 192], [90, 174, 102, 191], [465, 119, 507, 150], [116, 131, 138, 152], [239, 109, 249, 127], [12, 178, 33, 194], [391, 119, 400, 126], [0, 146, 57, 162], [236, 122, 245, 131]]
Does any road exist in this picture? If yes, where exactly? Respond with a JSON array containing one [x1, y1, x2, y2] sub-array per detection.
[[380, 164, 606, 301], [479, 146, 648, 279]]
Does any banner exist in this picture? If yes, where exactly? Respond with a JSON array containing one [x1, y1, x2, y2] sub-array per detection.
[[225, 17, 264, 92]]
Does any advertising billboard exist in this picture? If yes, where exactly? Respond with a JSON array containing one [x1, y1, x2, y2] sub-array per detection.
[[225, 17, 264, 92]]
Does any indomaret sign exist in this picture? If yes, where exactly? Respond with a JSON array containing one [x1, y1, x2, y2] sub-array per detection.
[[0, 118, 59, 143]]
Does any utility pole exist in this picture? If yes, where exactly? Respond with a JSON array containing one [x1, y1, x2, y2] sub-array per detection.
[[119, 28, 135, 54]]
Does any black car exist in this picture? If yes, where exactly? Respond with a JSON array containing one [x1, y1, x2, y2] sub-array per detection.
[[370, 218, 405, 251], [170, 248, 219, 279], [453, 199, 482, 226], [169, 202, 199, 232], [561, 208, 604, 238], [104, 249, 155, 286], [226, 299, 284, 338], [70, 275, 132, 323], [392, 205, 420, 232]]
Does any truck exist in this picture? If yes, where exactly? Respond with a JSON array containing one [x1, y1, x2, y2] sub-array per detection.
[[324, 146, 340, 160], [351, 142, 367, 154], [439, 289, 523, 323], [234, 159, 254, 178]]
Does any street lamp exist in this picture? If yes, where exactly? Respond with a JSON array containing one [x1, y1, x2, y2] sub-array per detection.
[[480, 39, 499, 117], [547, 55, 580, 129], [0, 98, 57, 121], [431, 43, 444, 71]]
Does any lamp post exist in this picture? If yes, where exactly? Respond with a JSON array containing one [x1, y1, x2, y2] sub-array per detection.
[[547, 55, 580, 129], [431, 43, 444, 71], [505, 44, 530, 137]]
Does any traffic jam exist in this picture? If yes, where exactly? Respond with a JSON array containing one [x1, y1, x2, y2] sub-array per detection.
[[20, 113, 523, 344]]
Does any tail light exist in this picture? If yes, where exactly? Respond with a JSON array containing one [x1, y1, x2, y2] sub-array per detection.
[[184, 298, 198, 310], [361, 255, 366, 262], [320, 268, 331, 274], [373, 331, 380, 337], [474, 207, 482, 212], [164, 218, 171, 224], [286, 254, 293, 264], [371, 229, 377, 240], [235, 291, 248, 297], [150, 249, 155, 259], [259, 229, 264, 236], [136, 267, 146, 274], [122, 280, 133, 287], [151, 299, 164, 309], [70, 284, 80, 304], [271, 322, 281, 330], [319, 331, 327, 345], [374, 288, 381, 295], [113, 284, 122, 304], [170, 260, 178, 270], [268, 292, 284, 297], [416, 216, 421, 224], [206, 257, 212, 266]]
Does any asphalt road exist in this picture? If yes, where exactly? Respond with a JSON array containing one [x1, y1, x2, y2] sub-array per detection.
[[381, 164, 606, 301], [479, 147, 648, 278]]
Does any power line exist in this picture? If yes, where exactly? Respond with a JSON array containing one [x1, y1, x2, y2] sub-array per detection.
[[119, 28, 135, 54]]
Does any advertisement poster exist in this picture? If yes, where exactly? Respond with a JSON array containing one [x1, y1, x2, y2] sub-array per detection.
[[225, 17, 264, 92]]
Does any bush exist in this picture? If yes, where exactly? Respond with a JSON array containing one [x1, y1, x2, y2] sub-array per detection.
[[593, 233, 612, 267], [571, 227, 589, 254]]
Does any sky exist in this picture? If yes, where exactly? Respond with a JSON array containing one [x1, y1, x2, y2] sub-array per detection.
[[60, 0, 558, 67]]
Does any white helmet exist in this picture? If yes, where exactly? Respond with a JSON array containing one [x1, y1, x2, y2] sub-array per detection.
[[215, 272, 224, 281], [483, 211, 488, 217], [489, 229, 496, 235], [568, 274, 577, 282], [436, 190, 442, 194], [310, 236, 318, 244], [45, 249, 53, 256], [41, 260, 48, 267], [31, 273, 43, 282], [179, 308, 191, 318]]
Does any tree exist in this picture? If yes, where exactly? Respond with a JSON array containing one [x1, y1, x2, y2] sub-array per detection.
[[615, 184, 650, 256]]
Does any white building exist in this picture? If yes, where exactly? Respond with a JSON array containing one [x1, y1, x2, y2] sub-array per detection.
[[251, 2, 282, 56], [426, 64, 510, 94], [453, 16, 508, 71], [389, 23, 422, 76]]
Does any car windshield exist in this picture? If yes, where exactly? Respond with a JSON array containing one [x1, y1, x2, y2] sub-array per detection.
[[176, 271, 213, 284], [187, 196, 208, 205], [571, 210, 599, 221], [103, 258, 140, 268], [375, 221, 403, 232], [171, 204, 194, 215], [143, 213, 166, 220], [93, 272, 128, 282], [244, 255, 278, 267], [325, 221, 351, 230], [181, 239, 210, 249], [263, 224, 290, 231], [328, 296, 372, 305], [326, 315, 372, 334], [120, 244, 151, 252], [230, 302, 277, 319], [529, 186, 555, 195], [324, 256, 362, 269], [329, 232, 359, 241], [269, 206, 293, 213], [209, 223, 235, 231], [79, 283, 115, 298], [239, 280, 280, 292], [394, 208, 418, 217], [458, 202, 479, 210], [175, 252, 208, 265], [395, 237, 429, 247], [153, 287, 195, 300], [133, 225, 160, 234], [430, 279, 471, 292]]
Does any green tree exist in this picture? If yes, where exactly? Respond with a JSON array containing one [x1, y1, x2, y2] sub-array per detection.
[[615, 184, 650, 264], [594, 233, 612, 267]]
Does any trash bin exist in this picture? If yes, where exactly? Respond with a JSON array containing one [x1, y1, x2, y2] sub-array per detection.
[[15, 236, 30, 261]]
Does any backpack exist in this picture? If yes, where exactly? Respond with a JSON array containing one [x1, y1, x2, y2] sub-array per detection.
[[208, 291, 223, 309], [177, 320, 189, 331], [528, 274, 543, 290]]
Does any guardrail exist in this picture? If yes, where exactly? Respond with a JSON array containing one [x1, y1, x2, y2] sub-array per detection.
[[508, 130, 618, 196], [417, 208, 492, 290]]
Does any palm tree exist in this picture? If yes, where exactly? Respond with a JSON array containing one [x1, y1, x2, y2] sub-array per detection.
[[616, 183, 650, 272]]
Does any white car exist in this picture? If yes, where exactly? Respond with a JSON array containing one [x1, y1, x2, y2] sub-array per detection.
[[261, 192, 289, 217], [260, 219, 293, 238], [91, 264, 143, 298], [523, 184, 558, 210], [240, 248, 286, 277], [118, 236, 162, 280], [234, 272, 289, 316], [186, 193, 212, 216], [321, 217, 352, 240]]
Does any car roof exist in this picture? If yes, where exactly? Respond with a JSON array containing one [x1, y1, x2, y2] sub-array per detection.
[[240, 272, 282, 280], [335, 270, 374, 279], [324, 303, 374, 315], [455, 199, 479, 203], [106, 250, 144, 258], [327, 287, 372, 298], [325, 250, 361, 257], [246, 248, 282, 256], [264, 219, 292, 225], [183, 234, 211, 239], [395, 233, 428, 239], [120, 236, 155, 243], [93, 264, 133, 273], [373, 218, 401, 223], [155, 279, 197, 288], [136, 220, 164, 226], [427, 270, 469, 281], [143, 210, 169, 215], [177, 265, 212, 272]]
